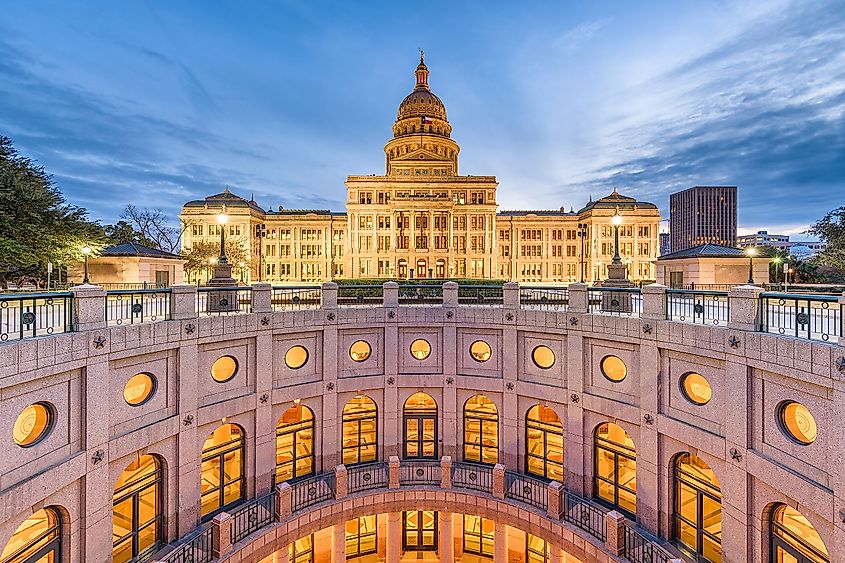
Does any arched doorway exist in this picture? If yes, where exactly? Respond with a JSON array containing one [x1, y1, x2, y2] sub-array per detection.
[[673, 453, 721, 562], [770, 504, 829, 563], [463, 395, 499, 465], [1, 508, 62, 563], [403, 392, 438, 459], [416, 259, 427, 279], [436, 259, 446, 278], [593, 422, 636, 515], [201, 423, 245, 520], [397, 259, 408, 279], [276, 404, 315, 484], [112, 454, 164, 562], [342, 396, 378, 466], [526, 405, 564, 482]]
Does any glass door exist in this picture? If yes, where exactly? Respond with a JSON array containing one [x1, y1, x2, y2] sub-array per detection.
[[402, 511, 438, 551]]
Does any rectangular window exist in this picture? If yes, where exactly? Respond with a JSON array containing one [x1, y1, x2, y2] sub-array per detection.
[[463, 515, 494, 557], [346, 516, 377, 559]]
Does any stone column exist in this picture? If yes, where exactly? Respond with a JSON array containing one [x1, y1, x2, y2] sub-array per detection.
[[70, 284, 106, 331], [549, 543, 563, 563], [255, 330, 275, 496], [439, 512, 454, 562], [493, 520, 508, 563], [389, 456, 400, 489], [502, 281, 520, 309], [383, 281, 399, 307], [728, 284, 764, 332], [547, 481, 563, 519], [440, 456, 452, 489], [567, 283, 588, 313], [603, 510, 626, 556], [335, 465, 348, 499], [169, 284, 198, 320], [443, 281, 458, 306], [211, 512, 233, 558], [640, 283, 667, 320], [275, 482, 292, 520], [251, 282, 272, 313], [321, 281, 338, 309], [332, 523, 346, 563], [387, 512, 402, 563], [492, 464, 506, 499]]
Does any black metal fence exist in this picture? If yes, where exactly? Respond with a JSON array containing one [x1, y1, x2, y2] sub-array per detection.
[[519, 286, 569, 311], [398, 461, 441, 486], [105, 289, 171, 326], [196, 287, 253, 316], [271, 286, 321, 311], [347, 462, 389, 493], [504, 471, 548, 511], [759, 292, 841, 342], [587, 288, 642, 317], [561, 490, 608, 542], [665, 290, 729, 326], [230, 492, 275, 544], [398, 284, 443, 305], [623, 524, 676, 563], [451, 462, 493, 493], [338, 285, 383, 307], [290, 473, 335, 512], [161, 526, 213, 563], [458, 285, 503, 306], [0, 292, 73, 342]]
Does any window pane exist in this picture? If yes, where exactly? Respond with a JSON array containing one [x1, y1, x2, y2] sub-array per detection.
[[138, 484, 159, 527], [679, 484, 697, 522]]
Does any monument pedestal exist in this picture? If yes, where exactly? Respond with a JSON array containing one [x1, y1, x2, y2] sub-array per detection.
[[206, 263, 240, 313], [600, 262, 634, 313]]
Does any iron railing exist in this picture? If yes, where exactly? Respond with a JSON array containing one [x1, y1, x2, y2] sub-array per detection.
[[665, 290, 729, 326], [458, 285, 503, 306], [504, 471, 549, 511], [561, 490, 608, 542], [451, 462, 494, 493], [105, 289, 171, 326], [587, 287, 642, 317], [338, 285, 383, 307], [398, 460, 441, 486], [290, 473, 335, 512], [230, 492, 275, 544], [196, 286, 253, 316], [519, 286, 569, 311], [160, 526, 213, 563], [398, 284, 443, 305], [271, 286, 321, 311], [759, 292, 841, 342], [347, 462, 389, 493], [623, 523, 676, 563], [0, 292, 73, 342]]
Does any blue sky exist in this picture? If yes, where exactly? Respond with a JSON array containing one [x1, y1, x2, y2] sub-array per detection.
[[1, 0, 843, 237]]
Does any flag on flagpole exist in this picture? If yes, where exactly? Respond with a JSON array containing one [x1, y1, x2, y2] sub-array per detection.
[[421, 116, 433, 124]]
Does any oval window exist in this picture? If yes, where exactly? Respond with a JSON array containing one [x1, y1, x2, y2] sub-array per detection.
[[680, 372, 712, 405], [410, 339, 431, 361], [13, 403, 54, 447], [285, 345, 309, 369], [779, 401, 817, 445], [124, 372, 157, 406], [349, 340, 371, 362], [470, 340, 492, 362], [532, 346, 555, 369], [600, 355, 627, 382], [211, 355, 238, 383]]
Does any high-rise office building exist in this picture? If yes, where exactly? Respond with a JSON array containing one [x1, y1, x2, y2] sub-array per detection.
[[669, 186, 737, 253]]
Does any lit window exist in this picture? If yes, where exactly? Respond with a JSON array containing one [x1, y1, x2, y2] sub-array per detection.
[[342, 396, 378, 466], [779, 401, 817, 445], [349, 341, 371, 363], [285, 346, 309, 370], [275, 405, 315, 484], [470, 340, 492, 362], [594, 423, 637, 515], [211, 355, 238, 382], [113, 455, 163, 562], [410, 339, 431, 361], [13, 402, 54, 447], [526, 405, 564, 481], [463, 515, 494, 557], [1, 508, 61, 563], [463, 395, 498, 465], [123, 373, 156, 406], [531, 346, 555, 369], [600, 355, 627, 382], [771, 504, 829, 563], [403, 392, 437, 460], [289, 534, 314, 563], [346, 516, 378, 559], [673, 453, 721, 562], [680, 372, 712, 406], [201, 424, 245, 519], [526, 534, 549, 563], [402, 511, 437, 551]]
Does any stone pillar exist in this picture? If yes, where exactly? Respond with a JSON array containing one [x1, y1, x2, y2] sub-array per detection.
[[567, 283, 588, 313], [211, 512, 233, 558], [443, 281, 458, 307], [547, 480, 563, 519], [251, 282, 272, 313], [493, 520, 507, 563], [549, 543, 563, 563], [839, 295, 845, 346], [335, 465, 348, 499], [322, 281, 338, 309], [387, 512, 401, 563], [439, 512, 454, 562], [332, 523, 346, 563], [492, 464, 506, 499], [728, 284, 764, 332], [640, 283, 667, 320], [389, 456, 400, 489], [169, 284, 198, 320], [70, 284, 106, 331], [502, 281, 520, 309], [275, 482, 292, 520], [603, 510, 626, 556], [383, 281, 399, 307], [440, 456, 452, 489]]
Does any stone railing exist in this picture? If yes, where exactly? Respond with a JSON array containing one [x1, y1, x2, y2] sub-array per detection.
[[153, 456, 681, 563]]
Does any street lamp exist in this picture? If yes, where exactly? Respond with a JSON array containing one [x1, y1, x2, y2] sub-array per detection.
[[577, 222, 588, 283], [238, 261, 245, 283], [216, 211, 229, 265], [746, 246, 756, 284], [772, 256, 782, 287], [611, 210, 623, 265], [81, 246, 91, 284]]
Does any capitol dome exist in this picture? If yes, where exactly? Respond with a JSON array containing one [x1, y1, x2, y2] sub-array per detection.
[[396, 58, 448, 122]]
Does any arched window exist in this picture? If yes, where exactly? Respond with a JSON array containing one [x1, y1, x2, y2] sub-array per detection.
[[1, 508, 61, 563], [593, 423, 636, 515], [402, 511, 438, 551], [201, 424, 245, 520], [403, 392, 438, 460], [526, 405, 564, 482], [673, 453, 722, 562], [276, 404, 315, 484], [342, 396, 378, 466], [113, 455, 163, 563], [770, 504, 829, 563], [289, 534, 314, 563], [463, 395, 498, 465]]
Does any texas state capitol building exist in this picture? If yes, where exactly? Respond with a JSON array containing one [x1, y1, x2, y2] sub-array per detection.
[[180, 57, 660, 284]]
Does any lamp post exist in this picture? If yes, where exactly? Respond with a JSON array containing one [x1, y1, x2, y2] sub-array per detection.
[[81, 246, 91, 284], [577, 222, 588, 283], [238, 261, 245, 283], [746, 246, 756, 284], [772, 256, 782, 288], [216, 212, 229, 265]]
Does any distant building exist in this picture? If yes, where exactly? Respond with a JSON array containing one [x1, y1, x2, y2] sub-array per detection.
[[737, 231, 827, 258], [659, 232, 671, 256], [68, 242, 185, 287], [669, 186, 737, 253], [656, 243, 769, 288]]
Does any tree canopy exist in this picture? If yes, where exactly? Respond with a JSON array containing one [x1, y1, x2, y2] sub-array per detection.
[[808, 206, 845, 271]]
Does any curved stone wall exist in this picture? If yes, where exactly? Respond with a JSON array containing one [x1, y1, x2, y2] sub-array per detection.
[[0, 296, 842, 562]]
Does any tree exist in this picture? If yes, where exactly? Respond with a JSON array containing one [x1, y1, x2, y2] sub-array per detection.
[[0, 136, 105, 288], [120, 205, 186, 253], [807, 206, 845, 271], [104, 220, 158, 248], [180, 239, 250, 282]]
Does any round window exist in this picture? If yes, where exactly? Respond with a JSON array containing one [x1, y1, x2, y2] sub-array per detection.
[[124, 372, 157, 406], [470, 340, 491, 362], [600, 355, 627, 382], [779, 401, 817, 445], [211, 355, 238, 383], [680, 372, 712, 405], [13, 403, 54, 447], [349, 340, 371, 362], [410, 339, 431, 361], [531, 346, 556, 369], [285, 345, 309, 369]]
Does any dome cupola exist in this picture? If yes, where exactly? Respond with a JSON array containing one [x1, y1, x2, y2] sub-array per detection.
[[393, 51, 451, 136]]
